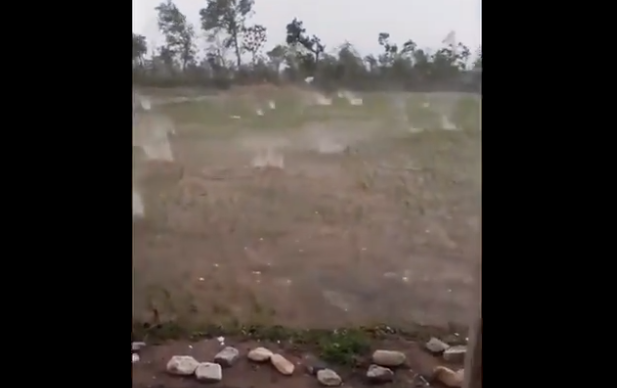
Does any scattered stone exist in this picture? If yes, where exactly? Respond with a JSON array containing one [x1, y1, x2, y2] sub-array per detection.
[[166, 355, 199, 376], [132, 353, 140, 363], [442, 334, 466, 345], [443, 345, 467, 363], [317, 369, 342, 386], [132, 341, 147, 352], [425, 337, 450, 354], [195, 362, 223, 382], [305, 358, 328, 376], [433, 366, 464, 387], [412, 373, 431, 387], [271, 353, 294, 375], [372, 350, 406, 367], [214, 346, 240, 367], [366, 364, 394, 383], [248, 347, 273, 362]]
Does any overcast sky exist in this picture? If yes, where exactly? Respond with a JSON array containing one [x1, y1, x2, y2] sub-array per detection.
[[133, 0, 481, 57]]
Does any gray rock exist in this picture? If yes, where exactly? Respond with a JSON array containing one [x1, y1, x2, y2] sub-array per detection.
[[132, 341, 147, 352], [443, 345, 467, 363], [306, 359, 328, 376], [214, 346, 240, 367], [317, 369, 342, 386], [195, 362, 223, 382], [166, 355, 199, 376], [442, 334, 466, 345], [425, 337, 451, 354], [372, 350, 406, 367], [366, 364, 394, 383]]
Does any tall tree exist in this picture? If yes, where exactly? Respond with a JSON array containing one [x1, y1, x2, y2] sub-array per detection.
[[286, 18, 325, 66], [200, 0, 255, 69], [473, 46, 482, 69], [242, 24, 267, 65], [155, 0, 196, 70], [132, 33, 148, 66], [377, 32, 398, 68], [266, 44, 287, 73]]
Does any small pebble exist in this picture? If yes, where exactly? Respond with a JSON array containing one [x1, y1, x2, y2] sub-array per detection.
[[366, 364, 394, 383], [372, 349, 406, 367], [317, 368, 342, 386], [195, 362, 223, 382], [132, 341, 147, 352], [166, 355, 199, 376], [425, 337, 450, 354], [214, 346, 240, 367], [443, 346, 467, 363]]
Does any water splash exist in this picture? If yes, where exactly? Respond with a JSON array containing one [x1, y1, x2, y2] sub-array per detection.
[[133, 189, 145, 217], [251, 147, 284, 169]]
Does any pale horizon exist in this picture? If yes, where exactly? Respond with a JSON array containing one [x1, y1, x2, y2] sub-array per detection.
[[133, 0, 481, 58]]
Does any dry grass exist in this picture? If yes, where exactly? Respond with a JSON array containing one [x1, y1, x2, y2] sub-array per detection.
[[132, 87, 481, 333]]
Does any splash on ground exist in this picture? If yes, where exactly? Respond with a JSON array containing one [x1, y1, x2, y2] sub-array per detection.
[[132, 86, 481, 329]]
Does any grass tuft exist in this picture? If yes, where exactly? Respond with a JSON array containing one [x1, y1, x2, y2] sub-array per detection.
[[132, 320, 466, 366]]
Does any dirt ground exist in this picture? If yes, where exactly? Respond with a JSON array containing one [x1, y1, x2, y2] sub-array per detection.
[[133, 89, 481, 329], [132, 336, 463, 388]]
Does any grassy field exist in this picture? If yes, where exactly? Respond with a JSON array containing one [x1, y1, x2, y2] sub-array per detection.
[[132, 86, 481, 335]]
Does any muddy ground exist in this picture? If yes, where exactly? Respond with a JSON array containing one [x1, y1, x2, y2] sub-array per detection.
[[132, 87, 481, 330], [132, 335, 464, 388]]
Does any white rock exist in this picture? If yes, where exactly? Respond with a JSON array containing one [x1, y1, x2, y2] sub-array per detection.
[[271, 353, 294, 375], [317, 369, 342, 386], [371, 349, 406, 367], [433, 366, 464, 387], [132, 353, 139, 363], [214, 346, 240, 367], [195, 362, 222, 382], [426, 337, 450, 354], [443, 345, 467, 363], [247, 347, 273, 362], [132, 341, 146, 352], [366, 364, 394, 383], [166, 355, 199, 375]]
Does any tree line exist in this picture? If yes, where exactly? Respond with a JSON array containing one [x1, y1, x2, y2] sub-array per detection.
[[132, 0, 482, 91]]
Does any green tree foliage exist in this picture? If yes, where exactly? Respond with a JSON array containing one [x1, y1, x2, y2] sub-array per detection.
[[200, 0, 255, 69], [155, 0, 196, 70], [134, 0, 481, 91]]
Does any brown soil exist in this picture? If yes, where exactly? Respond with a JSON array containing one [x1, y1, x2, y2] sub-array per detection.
[[133, 122, 481, 329], [132, 337, 463, 388]]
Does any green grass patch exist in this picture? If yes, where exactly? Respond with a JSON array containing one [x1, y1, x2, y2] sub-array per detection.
[[132, 320, 467, 366]]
